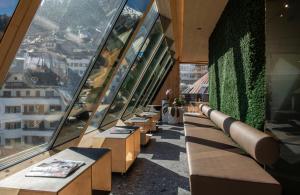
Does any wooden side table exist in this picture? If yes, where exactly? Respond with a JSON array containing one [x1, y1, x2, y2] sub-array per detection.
[[0, 147, 111, 195], [139, 112, 160, 132], [125, 117, 151, 132], [125, 117, 152, 146], [92, 127, 140, 173]]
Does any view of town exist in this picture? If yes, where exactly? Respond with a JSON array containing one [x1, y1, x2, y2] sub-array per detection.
[[0, 0, 125, 160]]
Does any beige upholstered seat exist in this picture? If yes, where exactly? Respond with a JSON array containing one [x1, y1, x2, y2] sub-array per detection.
[[184, 106, 281, 195]]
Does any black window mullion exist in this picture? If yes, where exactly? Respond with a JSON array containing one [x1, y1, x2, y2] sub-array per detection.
[[98, 15, 160, 128], [48, 0, 128, 149], [140, 55, 171, 107], [126, 46, 169, 116], [146, 59, 174, 105], [119, 35, 165, 119]]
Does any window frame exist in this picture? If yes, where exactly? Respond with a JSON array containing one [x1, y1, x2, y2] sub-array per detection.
[[137, 54, 172, 108], [0, 0, 127, 170], [0, 0, 20, 42], [121, 40, 169, 118], [47, 0, 128, 149], [97, 15, 161, 128], [0, 0, 41, 86], [99, 17, 164, 127], [115, 33, 166, 119], [145, 59, 174, 106], [139, 56, 172, 108], [51, 0, 156, 145]]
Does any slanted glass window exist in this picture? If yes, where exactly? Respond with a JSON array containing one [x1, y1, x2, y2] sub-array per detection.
[[87, 3, 159, 131], [0, 0, 125, 168], [0, 0, 19, 41], [53, 0, 151, 146], [145, 59, 174, 106], [137, 54, 172, 109], [100, 19, 164, 126], [134, 52, 171, 108], [122, 40, 168, 117]]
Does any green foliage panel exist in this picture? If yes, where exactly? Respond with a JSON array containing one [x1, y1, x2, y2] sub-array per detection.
[[208, 0, 265, 129]]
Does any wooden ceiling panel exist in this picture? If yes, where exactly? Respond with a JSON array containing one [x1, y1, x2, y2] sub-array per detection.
[[157, 0, 228, 64], [181, 0, 228, 63]]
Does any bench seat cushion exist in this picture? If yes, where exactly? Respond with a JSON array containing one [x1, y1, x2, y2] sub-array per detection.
[[183, 113, 216, 128], [184, 119, 281, 195]]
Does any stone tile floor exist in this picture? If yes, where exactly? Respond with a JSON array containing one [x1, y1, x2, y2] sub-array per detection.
[[110, 124, 190, 195]]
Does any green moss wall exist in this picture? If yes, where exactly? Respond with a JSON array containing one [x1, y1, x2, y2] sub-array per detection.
[[209, 0, 266, 129]]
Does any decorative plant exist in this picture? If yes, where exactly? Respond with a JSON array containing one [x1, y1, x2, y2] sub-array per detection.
[[173, 98, 185, 107]]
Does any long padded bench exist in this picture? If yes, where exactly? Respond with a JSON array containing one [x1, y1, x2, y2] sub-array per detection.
[[184, 105, 281, 195]]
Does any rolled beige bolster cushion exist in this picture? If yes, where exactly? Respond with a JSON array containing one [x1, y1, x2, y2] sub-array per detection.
[[201, 105, 230, 134], [199, 104, 205, 112], [200, 104, 279, 165]]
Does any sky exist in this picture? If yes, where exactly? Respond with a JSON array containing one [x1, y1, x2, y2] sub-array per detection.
[[0, 0, 19, 16], [127, 0, 150, 12]]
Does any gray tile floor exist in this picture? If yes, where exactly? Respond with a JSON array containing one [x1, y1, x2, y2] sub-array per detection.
[[110, 124, 190, 195]]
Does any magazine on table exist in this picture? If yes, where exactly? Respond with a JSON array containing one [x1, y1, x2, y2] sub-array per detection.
[[25, 159, 85, 178], [110, 126, 133, 134]]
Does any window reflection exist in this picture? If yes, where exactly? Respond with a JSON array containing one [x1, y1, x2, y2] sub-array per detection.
[[0, 0, 124, 163], [87, 2, 158, 131], [123, 41, 168, 117], [53, 0, 151, 146], [138, 54, 171, 108], [145, 58, 173, 106], [0, 0, 19, 41], [265, 0, 300, 193], [100, 19, 164, 126]]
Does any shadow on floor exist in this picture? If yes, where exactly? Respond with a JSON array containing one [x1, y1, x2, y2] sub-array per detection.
[[159, 129, 185, 140], [141, 139, 186, 161], [111, 158, 190, 194]]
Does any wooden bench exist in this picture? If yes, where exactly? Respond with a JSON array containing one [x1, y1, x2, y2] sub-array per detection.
[[0, 147, 111, 195], [183, 105, 281, 195]]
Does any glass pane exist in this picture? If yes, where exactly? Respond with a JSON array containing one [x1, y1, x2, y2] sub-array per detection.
[[53, 0, 151, 146], [100, 19, 164, 126], [141, 57, 172, 107], [138, 54, 171, 108], [145, 59, 173, 106], [0, 0, 19, 41], [265, 0, 300, 193], [87, 3, 159, 131], [122, 40, 168, 117], [0, 0, 124, 164]]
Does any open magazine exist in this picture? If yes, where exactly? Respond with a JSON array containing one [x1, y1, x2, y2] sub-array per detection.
[[25, 159, 85, 178]]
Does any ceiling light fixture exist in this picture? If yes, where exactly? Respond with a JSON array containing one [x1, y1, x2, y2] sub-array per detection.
[[284, 3, 289, 8]]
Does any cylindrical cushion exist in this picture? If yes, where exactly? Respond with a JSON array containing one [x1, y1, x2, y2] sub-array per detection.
[[229, 121, 279, 165], [200, 104, 279, 165]]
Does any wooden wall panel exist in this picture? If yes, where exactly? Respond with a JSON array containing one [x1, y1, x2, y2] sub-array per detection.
[[152, 60, 180, 105]]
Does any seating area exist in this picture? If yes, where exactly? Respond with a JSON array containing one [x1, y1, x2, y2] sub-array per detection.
[[0, 0, 299, 194], [184, 105, 281, 195]]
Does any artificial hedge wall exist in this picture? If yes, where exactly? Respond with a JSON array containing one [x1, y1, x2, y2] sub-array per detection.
[[208, 0, 266, 129]]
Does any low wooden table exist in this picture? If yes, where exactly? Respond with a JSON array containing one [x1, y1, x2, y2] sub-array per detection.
[[92, 126, 140, 174], [139, 112, 159, 132], [0, 147, 111, 195], [125, 117, 151, 132], [125, 117, 152, 145]]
